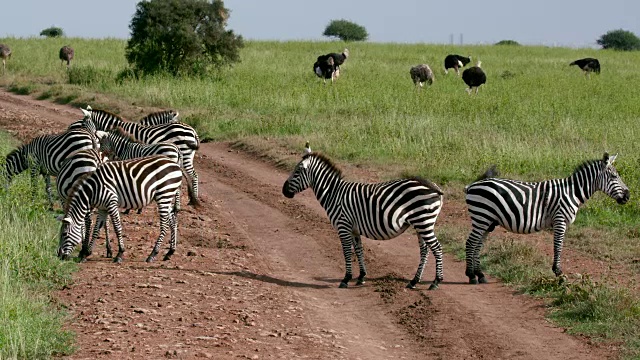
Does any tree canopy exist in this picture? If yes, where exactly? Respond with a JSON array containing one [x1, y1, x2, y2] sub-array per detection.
[[126, 0, 244, 77], [596, 29, 640, 51], [40, 27, 64, 38], [323, 19, 368, 42]]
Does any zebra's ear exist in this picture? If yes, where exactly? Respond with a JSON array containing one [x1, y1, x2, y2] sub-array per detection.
[[303, 141, 311, 156], [95, 131, 108, 140], [81, 108, 91, 118], [86, 105, 92, 111], [607, 153, 618, 166], [55, 215, 71, 224]]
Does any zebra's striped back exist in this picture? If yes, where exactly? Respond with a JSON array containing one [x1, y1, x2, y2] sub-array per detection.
[[58, 155, 194, 262], [56, 148, 107, 202], [99, 127, 181, 165], [282, 151, 444, 289], [139, 110, 179, 126], [463, 153, 630, 283]]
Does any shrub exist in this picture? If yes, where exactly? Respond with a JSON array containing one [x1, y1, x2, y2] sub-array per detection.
[[596, 29, 640, 51], [323, 19, 368, 42], [125, 0, 244, 77], [495, 40, 520, 46], [39, 27, 64, 38]]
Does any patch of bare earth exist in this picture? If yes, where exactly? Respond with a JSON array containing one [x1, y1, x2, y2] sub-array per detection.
[[0, 89, 619, 359]]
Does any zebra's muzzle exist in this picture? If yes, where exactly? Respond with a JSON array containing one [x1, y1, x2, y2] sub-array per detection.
[[282, 181, 295, 198], [617, 189, 630, 205]]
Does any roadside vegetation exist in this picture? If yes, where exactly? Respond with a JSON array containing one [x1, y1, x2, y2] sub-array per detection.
[[0, 131, 76, 358], [0, 37, 639, 358]]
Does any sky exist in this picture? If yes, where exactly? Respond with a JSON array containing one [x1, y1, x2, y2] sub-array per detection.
[[1, 0, 638, 48]]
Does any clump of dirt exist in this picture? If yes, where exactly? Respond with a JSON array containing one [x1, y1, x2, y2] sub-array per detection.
[[372, 272, 405, 303], [396, 292, 434, 342]]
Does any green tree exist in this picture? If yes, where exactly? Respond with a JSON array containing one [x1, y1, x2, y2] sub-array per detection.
[[323, 19, 368, 42], [596, 29, 640, 51], [39, 27, 64, 38], [495, 40, 520, 46], [126, 0, 244, 77]]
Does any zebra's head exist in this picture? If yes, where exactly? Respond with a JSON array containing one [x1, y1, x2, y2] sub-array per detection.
[[4, 147, 28, 182], [56, 215, 83, 260], [597, 153, 630, 205], [282, 142, 314, 198]]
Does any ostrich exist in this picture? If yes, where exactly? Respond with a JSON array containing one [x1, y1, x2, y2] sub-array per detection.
[[313, 55, 336, 84], [409, 64, 434, 89], [444, 54, 471, 76], [462, 60, 486, 95], [0, 44, 11, 75], [570, 58, 600, 79], [59, 46, 74, 69], [325, 48, 349, 79]]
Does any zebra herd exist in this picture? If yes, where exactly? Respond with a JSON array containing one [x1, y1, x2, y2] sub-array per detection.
[[1, 108, 631, 289], [282, 143, 630, 289], [3, 106, 200, 263]]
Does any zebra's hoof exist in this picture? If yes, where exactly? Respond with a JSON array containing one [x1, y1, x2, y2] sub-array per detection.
[[406, 282, 417, 289], [106, 251, 113, 258], [469, 278, 478, 284], [79, 257, 88, 263], [478, 277, 488, 284], [338, 282, 349, 288], [428, 283, 439, 290], [113, 257, 123, 264], [145, 256, 156, 263], [356, 279, 365, 286], [162, 255, 172, 261]]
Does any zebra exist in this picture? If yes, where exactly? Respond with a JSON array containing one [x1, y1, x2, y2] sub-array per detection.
[[4, 129, 98, 208], [281, 143, 445, 290], [463, 153, 630, 284], [57, 148, 112, 257], [71, 107, 200, 203], [99, 126, 186, 213], [57, 155, 200, 263], [138, 110, 180, 126]]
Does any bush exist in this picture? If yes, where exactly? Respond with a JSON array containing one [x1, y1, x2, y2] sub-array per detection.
[[596, 29, 640, 51], [39, 27, 64, 38], [125, 0, 244, 77], [323, 19, 368, 42], [495, 40, 520, 46]]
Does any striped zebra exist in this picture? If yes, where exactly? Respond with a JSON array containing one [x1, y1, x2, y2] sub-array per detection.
[[57, 148, 112, 257], [281, 144, 445, 289], [139, 110, 179, 126], [4, 129, 97, 208], [464, 153, 630, 284], [57, 155, 200, 263], [72, 107, 200, 202], [99, 127, 185, 213]]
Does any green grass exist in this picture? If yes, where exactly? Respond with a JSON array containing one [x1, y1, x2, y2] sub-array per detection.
[[0, 132, 76, 359]]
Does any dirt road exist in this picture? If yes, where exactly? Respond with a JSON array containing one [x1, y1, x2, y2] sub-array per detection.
[[0, 89, 614, 359]]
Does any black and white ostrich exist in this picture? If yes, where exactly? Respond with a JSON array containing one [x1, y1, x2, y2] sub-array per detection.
[[59, 45, 74, 69], [444, 54, 471, 76], [570, 58, 600, 79], [325, 48, 349, 79], [0, 44, 11, 75], [462, 60, 486, 95], [313, 55, 337, 84], [409, 64, 434, 89]]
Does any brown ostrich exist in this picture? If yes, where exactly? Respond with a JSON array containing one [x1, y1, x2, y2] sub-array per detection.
[[0, 44, 12, 75], [59, 45, 74, 69], [409, 64, 434, 89]]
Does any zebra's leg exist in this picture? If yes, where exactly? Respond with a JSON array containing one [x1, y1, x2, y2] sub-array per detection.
[[137, 209, 142, 215], [465, 224, 490, 284], [123, 209, 131, 215], [353, 235, 367, 286], [80, 210, 107, 262], [104, 216, 112, 258], [147, 201, 171, 262], [408, 234, 429, 289], [107, 202, 126, 263], [428, 234, 444, 290], [163, 210, 178, 261], [174, 189, 181, 212], [45, 175, 54, 210], [551, 220, 567, 277], [337, 228, 354, 288]]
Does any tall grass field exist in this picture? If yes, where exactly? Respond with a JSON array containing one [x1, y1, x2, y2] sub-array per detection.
[[0, 132, 75, 359], [0, 37, 639, 357]]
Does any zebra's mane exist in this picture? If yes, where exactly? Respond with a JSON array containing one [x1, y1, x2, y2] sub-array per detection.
[[110, 127, 142, 144], [304, 152, 343, 179], [572, 159, 603, 176], [140, 110, 176, 121], [91, 108, 126, 122], [63, 172, 94, 215]]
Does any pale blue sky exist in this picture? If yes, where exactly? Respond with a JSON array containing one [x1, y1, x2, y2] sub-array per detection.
[[1, 0, 638, 47]]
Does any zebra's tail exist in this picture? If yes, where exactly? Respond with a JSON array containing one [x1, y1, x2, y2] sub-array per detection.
[[181, 168, 201, 209], [465, 165, 499, 193], [412, 177, 444, 196]]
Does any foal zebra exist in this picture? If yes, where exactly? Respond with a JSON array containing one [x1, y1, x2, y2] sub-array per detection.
[[464, 153, 630, 284], [282, 144, 445, 289], [57, 148, 112, 257], [139, 110, 179, 126], [58, 155, 199, 263], [73, 107, 200, 202], [99, 127, 185, 212], [4, 129, 97, 208]]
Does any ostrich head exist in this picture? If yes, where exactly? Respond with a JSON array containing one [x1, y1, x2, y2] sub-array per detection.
[[343, 48, 349, 59]]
